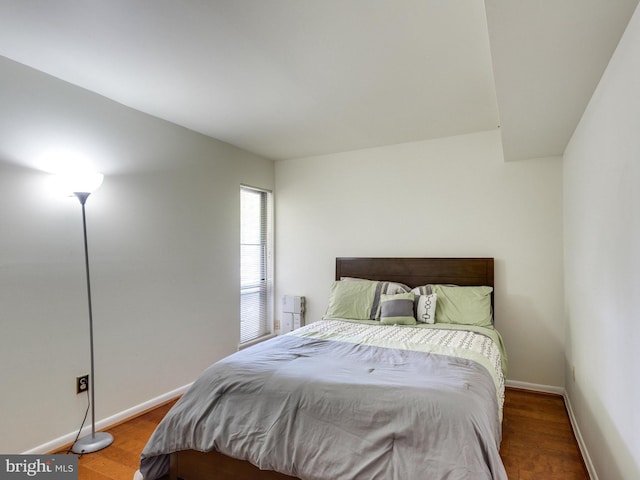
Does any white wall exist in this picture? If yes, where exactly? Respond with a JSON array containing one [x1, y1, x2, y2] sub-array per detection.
[[275, 130, 564, 387], [0, 56, 274, 453], [563, 3, 640, 479]]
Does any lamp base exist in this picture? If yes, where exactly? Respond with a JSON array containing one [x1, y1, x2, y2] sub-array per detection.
[[71, 431, 114, 454]]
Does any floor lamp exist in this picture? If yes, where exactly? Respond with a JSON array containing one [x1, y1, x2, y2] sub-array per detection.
[[60, 172, 114, 454]]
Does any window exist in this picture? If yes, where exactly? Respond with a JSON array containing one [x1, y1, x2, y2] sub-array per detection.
[[240, 186, 273, 345]]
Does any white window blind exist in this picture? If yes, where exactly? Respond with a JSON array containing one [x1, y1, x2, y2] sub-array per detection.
[[240, 186, 273, 344]]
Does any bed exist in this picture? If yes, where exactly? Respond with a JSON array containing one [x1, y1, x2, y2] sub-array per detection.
[[138, 257, 508, 480]]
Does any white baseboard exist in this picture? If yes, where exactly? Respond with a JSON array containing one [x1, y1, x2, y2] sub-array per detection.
[[505, 379, 565, 396], [22, 383, 192, 455], [563, 393, 598, 480]]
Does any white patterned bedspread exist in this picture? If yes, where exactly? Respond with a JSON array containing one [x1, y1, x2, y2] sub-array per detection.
[[291, 319, 506, 416]]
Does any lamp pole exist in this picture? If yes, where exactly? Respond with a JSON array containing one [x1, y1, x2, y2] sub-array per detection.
[[71, 190, 113, 454]]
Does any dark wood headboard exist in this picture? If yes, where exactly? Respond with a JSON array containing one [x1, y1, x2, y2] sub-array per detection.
[[336, 257, 495, 310], [336, 257, 494, 288]]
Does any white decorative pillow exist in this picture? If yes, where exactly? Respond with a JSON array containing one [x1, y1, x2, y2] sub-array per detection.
[[415, 293, 437, 324]]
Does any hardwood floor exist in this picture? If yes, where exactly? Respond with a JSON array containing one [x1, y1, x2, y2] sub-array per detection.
[[500, 389, 589, 479], [55, 400, 177, 480], [63, 388, 589, 479]]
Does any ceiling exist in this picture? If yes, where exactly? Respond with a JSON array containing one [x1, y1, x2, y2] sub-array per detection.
[[0, 0, 637, 161]]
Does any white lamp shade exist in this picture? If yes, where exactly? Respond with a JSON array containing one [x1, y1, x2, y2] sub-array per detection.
[[56, 171, 104, 195]]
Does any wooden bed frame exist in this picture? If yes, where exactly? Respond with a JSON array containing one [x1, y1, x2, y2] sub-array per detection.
[[167, 257, 494, 480]]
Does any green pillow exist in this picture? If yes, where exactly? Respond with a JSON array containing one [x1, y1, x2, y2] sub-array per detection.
[[340, 277, 410, 319], [433, 285, 493, 327], [324, 280, 379, 320], [379, 293, 417, 325]]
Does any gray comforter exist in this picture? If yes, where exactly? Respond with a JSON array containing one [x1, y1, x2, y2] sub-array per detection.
[[140, 326, 507, 480]]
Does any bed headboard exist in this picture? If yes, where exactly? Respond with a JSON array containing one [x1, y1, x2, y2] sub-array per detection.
[[336, 257, 494, 288], [335, 257, 495, 309]]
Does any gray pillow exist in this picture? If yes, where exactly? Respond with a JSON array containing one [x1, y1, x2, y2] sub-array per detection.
[[379, 293, 417, 325]]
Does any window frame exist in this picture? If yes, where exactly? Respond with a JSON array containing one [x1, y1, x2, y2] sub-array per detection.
[[239, 185, 274, 348]]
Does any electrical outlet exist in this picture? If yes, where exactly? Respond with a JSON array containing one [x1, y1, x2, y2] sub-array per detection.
[[274, 319, 281, 330], [76, 374, 89, 394]]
